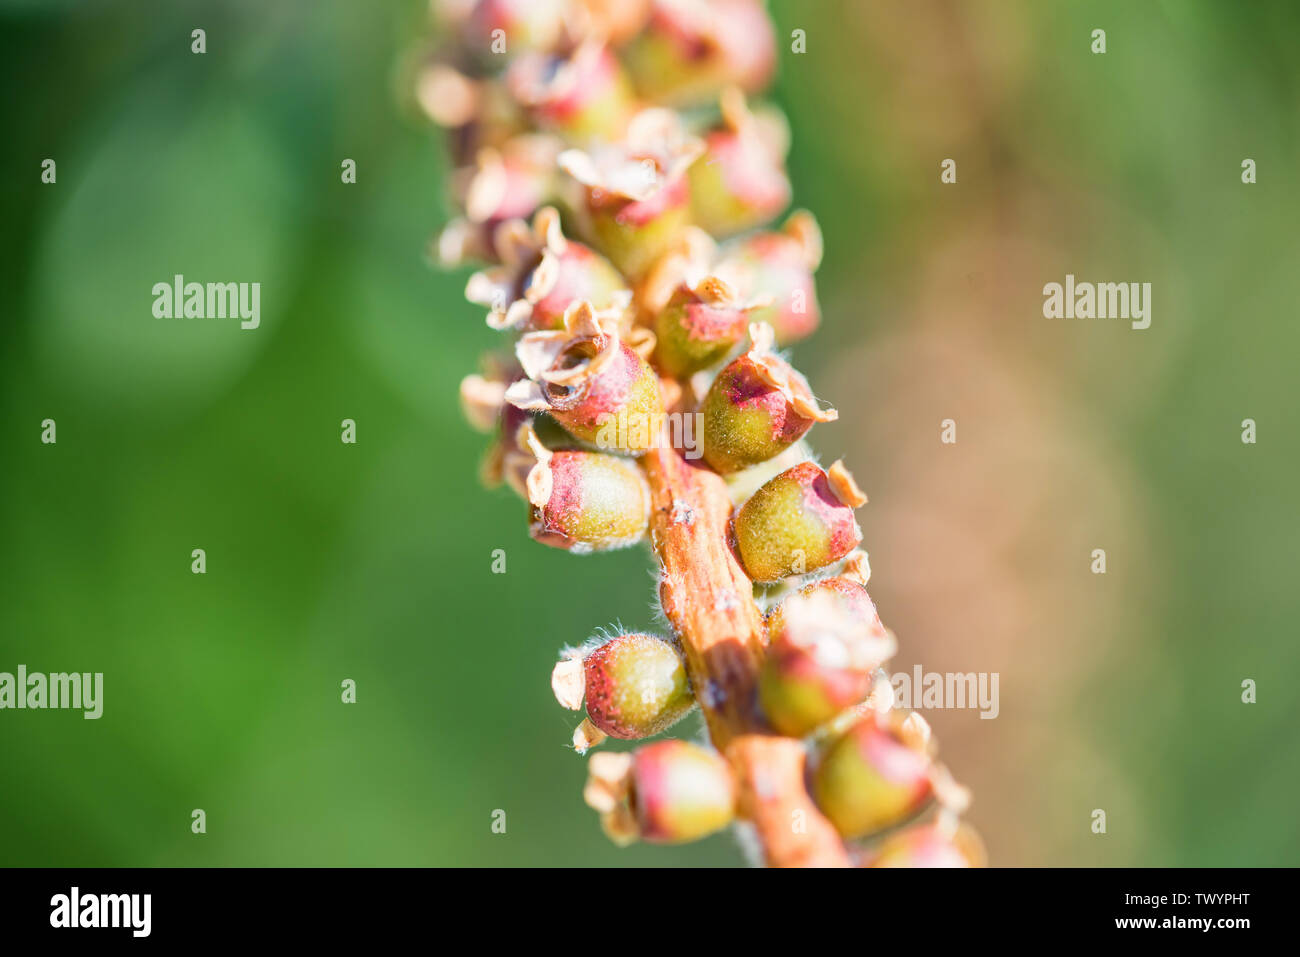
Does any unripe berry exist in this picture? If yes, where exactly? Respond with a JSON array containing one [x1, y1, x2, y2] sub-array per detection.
[[869, 821, 986, 868], [466, 207, 630, 332], [506, 303, 663, 453], [759, 589, 895, 737], [520, 426, 650, 552], [701, 323, 836, 474], [559, 109, 703, 279], [552, 633, 694, 746], [715, 211, 823, 345], [733, 460, 866, 583], [689, 89, 791, 238], [584, 741, 736, 845], [811, 712, 935, 840], [506, 40, 636, 140], [653, 277, 755, 378]]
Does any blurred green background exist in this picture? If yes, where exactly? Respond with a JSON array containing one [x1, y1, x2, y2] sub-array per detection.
[[2, 0, 1297, 866]]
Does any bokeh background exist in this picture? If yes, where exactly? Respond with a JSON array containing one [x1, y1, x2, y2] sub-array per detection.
[[2, 0, 1298, 866]]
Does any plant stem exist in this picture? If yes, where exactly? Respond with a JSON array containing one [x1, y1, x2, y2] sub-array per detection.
[[642, 435, 852, 867]]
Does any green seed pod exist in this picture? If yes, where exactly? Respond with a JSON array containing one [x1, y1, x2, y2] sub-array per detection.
[[558, 109, 703, 280], [505, 41, 637, 141], [811, 712, 935, 840], [701, 323, 836, 474], [520, 425, 650, 552], [552, 633, 694, 751], [584, 741, 736, 845], [759, 588, 895, 737], [465, 207, 630, 333], [688, 88, 790, 238], [653, 277, 756, 378], [714, 210, 823, 345], [506, 303, 664, 454], [733, 460, 867, 582], [763, 550, 875, 642], [869, 822, 986, 868]]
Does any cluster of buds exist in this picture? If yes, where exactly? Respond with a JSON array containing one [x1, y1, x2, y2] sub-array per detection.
[[430, 0, 982, 866]]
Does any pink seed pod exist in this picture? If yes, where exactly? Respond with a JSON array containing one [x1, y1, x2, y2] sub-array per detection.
[[584, 740, 737, 845], [715, 211, 823, 345], [465, 207, 631, 332], [763, 549, 877, 641], [868, 821, 987, 868], [759, 588, 896, 737], [701, 322, 836, 474], [506, 40, 637, 140], [811, 710, 961, 840], [437, 135, 563, 266], [653, 276, 758, 378], [559, 108, 704, 279], [551, 632, 694, 751], [689, 88, 791, 238], [732, 460, 867, 583], [520, 425, 651, 552], [505, 303, 663, 453], [624, 0, 776, 107]]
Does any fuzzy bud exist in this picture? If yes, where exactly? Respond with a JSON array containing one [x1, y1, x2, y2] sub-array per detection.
[[466, 207, 630, 332], [869, 821, 987, 868], [715, 211, 823, 345], [811, 712, 936, 840], [625, 0, 776, 107], [552, 633, 695, 741], [506, 40, 636, 140], [759, 589, 895, 737], [506, 303, 663, 453], [733, 460, 866, 583], [689, 88, 791, 237], [584, 740, 736, 845], [559, 108, 703, 279], [701, 323, 835, 474], [653, 277, 756, 378], [521, 426, 650, 552]]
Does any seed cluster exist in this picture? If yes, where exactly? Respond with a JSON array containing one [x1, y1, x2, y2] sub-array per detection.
[[428, 0, 982, 866]]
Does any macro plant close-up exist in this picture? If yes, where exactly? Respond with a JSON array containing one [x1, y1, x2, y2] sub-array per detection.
[[434, 0, 977, 867], [2, 0, 1299, 928]]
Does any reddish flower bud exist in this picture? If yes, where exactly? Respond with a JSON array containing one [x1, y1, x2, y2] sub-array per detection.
[[653, 276, 756, 378], [763, 550, 876, 640], [625, 0, 776, 107], [466, 207, 630, 332], [733, 460, 866, 582], [559, 109, 703, 279], [811, 712, 936, 840], [584, 740, 736, 845], [438, 135, 562, 266], [506, 303, 663, 453], [519, 426, 651, 552], [701, 323, 836, 474], [759, 588, 895, 737], [507, 40, 636, 140], [715, 211, 823, 345], [689, 89, 791, 237], [552, 633, 694, 747], [869, 821, 986, 868]]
